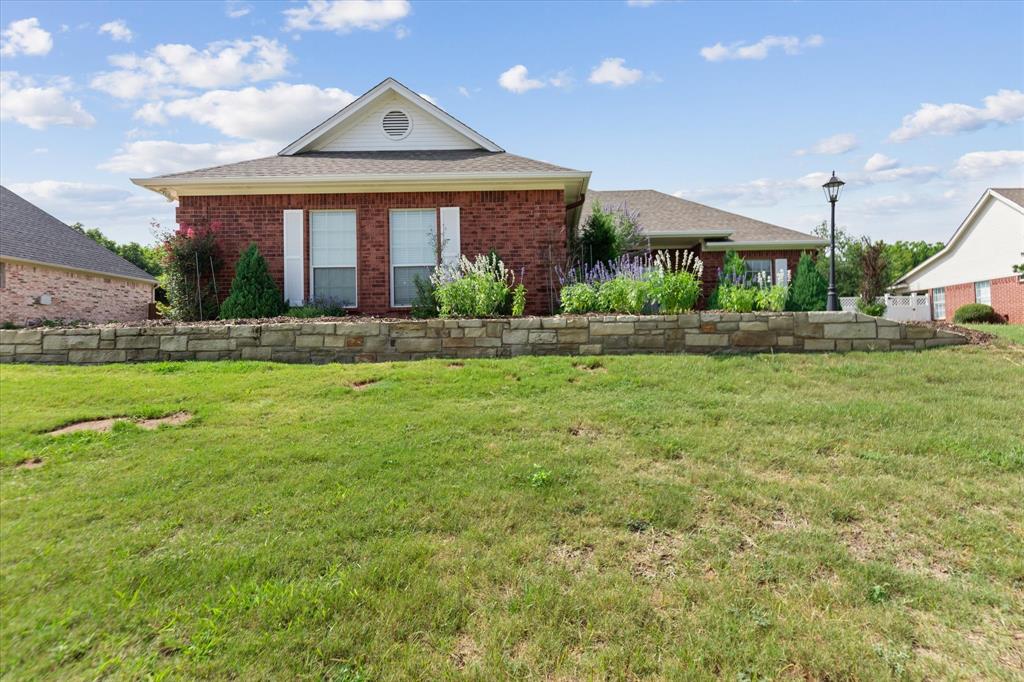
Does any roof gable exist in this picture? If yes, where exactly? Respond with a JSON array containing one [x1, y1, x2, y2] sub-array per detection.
[[0, 186, 156, 283], [280, 78, 502, 155]]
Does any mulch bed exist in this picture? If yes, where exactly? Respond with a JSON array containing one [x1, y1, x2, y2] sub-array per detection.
[[905, 321, 995, 345]]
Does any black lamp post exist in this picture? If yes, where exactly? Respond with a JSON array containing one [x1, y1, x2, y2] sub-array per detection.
[[822, 171, 845, 311]]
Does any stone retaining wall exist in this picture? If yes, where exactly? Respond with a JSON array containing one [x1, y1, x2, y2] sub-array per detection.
[[0, 312, 966, 365]]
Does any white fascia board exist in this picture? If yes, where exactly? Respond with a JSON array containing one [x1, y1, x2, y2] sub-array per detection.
[[645, 229, 734, 239], [132, 171, 591, 201], [892, 189, 1023, 286], [278, 78, 503, 155], [702, 239, 827, 251]]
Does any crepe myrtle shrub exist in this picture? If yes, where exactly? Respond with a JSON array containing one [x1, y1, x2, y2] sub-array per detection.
[[786, 252, 827, 311], [219, 244, 286, 319], [857, 238, 889, 317], [430, 253, 523, 317], [155, 221, 222, 321]]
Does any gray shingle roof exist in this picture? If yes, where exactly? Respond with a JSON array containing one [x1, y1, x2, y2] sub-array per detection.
[[0, 186, 156, 282], [992, 187, 1024, 208], [143, 150, 583, 181], [579, 189, 826, 244]]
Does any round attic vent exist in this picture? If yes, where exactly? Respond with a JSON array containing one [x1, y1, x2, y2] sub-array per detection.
[[382, 109, 411, 140]]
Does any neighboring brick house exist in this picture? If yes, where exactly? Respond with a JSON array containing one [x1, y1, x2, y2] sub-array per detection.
[[133, 78, 823, 315], [892, 188, 1024, 324], [580, 190, 825, 303], [0, 186, 156, 325]]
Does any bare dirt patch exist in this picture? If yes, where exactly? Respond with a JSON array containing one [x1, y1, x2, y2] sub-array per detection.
[[450, 632, 482, 670], [447, 362, 464, 369], [908, 321, 993, 345], [573, 360, 606, 373], [349, 379, 379, 391], [48, 412, 192, 436], [16, 457, 44, 470], [841, 518, 955, 582], [629, 529, 685, 580], [550, 542, 595, 574]]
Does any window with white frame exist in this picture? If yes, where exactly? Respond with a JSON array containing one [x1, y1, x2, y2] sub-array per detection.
[[773, 258, 789, 285], [975, 280, 991, 305], [933, 287, 946, 319], [310, 210, 357, 307], [390, 209, 437, 307], [745, 258, 772, 285]]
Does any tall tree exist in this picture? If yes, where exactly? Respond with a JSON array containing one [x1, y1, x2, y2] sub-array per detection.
[[71, 223, 164, 276]]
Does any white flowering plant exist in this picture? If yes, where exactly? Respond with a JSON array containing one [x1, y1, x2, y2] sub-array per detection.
[[430, 253, 526, 317]]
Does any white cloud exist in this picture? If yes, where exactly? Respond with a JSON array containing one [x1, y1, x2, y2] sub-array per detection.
[[458, 85, 471, 98], [0, 72, 95, 129], [889, 89, 1024, 142], [863, 165, 939, 184], [498, 65, 545, 94], [394, 25, 410, 39], [225, 0, 252, 18], [685, 172, 830, 207], [9, 180, 132, 204], [1, 17, 53, 56], [588, 57, 644, 87], [700, 34, 823, 62], [863, 153, 899, 173], [284, 0, 411, 33], [626, 0, 658, 6], [99, 139, 279, 175], [794, 133, 859, 156], [98, 19, 132, 42], [858, 193, 917, 214], [950, 150, 1024, 179], [131, 83, 356, 144], [90, 36, 291, 100], [549, 69, 573, 89]]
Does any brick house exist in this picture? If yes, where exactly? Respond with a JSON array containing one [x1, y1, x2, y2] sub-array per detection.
[[0, 186, 156, 325], [134, 78, 824, 315], [891, 188, 1024, 323]]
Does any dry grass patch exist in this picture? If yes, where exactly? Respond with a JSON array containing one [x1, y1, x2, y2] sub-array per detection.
[[47, 412, 191, 436]]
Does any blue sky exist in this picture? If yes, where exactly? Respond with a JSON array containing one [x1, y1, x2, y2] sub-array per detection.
[[1, 0, 1022, 244]]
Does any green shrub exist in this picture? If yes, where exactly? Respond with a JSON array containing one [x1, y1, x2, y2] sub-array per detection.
[[156, 223, 221, 321], [511, 284, 527, 317], [719, 284, 757, 313], [786, 253, 827, 311], [576, 202, 644, 266], [410, 275, 438, 319], [431, 254, 523, 317], [953, 303, 1003, 324], [597, 276, 649, 314], [219, 244, 286, 319], [560, 283, 600, 313], [648, 251, 703, 313], [857, 298, 886, 317], [756, 284, 789, 312]]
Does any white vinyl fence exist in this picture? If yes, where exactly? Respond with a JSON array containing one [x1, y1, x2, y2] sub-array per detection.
[[840, 294, 932, 322]]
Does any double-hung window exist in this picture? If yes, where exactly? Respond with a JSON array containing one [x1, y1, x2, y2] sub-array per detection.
[[932, 287, 946, 319], [310, 210, 357, 307], [745, 259, 772, 285], [390, 209, 437, 307], [974, 280, 991, 305]]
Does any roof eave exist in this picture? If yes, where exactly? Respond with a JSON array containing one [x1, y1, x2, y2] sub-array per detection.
[[702, 239, 828, 251]]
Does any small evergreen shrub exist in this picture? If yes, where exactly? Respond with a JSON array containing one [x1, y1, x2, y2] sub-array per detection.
[[219, 244, 286, 319], [952, 303, 1003, 324], [786, 253, 827, 311]]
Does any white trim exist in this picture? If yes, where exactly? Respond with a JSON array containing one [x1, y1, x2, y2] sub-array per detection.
[[892, 189, 1024, 288], [0, 255, 157, 285], [279, 78, 503, 155], [308, 209, 358, 309], [702, 240, 827, 251], [645, 229, 734, 238], [439, 207, 461, 267], [282, 209, 304, 306], [389, 208, 438, 309]]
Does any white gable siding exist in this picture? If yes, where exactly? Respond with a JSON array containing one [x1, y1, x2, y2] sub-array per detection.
[[903, 197, 1024, 291], [317, 92, 479, 152]]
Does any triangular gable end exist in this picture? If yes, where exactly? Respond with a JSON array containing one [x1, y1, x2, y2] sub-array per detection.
[[279, 78, 503, 155]]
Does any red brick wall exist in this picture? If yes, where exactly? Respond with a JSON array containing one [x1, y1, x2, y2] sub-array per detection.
[[0, 260, 153, 325], [176, 190, 567, 315], [939, 275, 1024, 323], [697, 249, 810, 308]]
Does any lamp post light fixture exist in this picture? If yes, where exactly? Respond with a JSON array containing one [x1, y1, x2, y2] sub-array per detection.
[[822, 171, 845, 311]]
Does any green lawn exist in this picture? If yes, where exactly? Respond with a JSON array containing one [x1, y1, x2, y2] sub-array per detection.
[[965, 323, 1024, 345], [2, 346, 1022, 680]]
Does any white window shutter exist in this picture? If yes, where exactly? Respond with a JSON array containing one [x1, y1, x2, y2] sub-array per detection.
[[283, 209, 304, 305], [774, 258, 789, 285], [439, 207, 461, 267]]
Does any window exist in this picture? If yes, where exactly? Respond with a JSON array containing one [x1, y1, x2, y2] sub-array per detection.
[[975, 280, 991, 305], [310, 211, 357, 307], [390, 209, 437, 307], [933, 287, 945, 319], [745, 259, 772, 285]]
